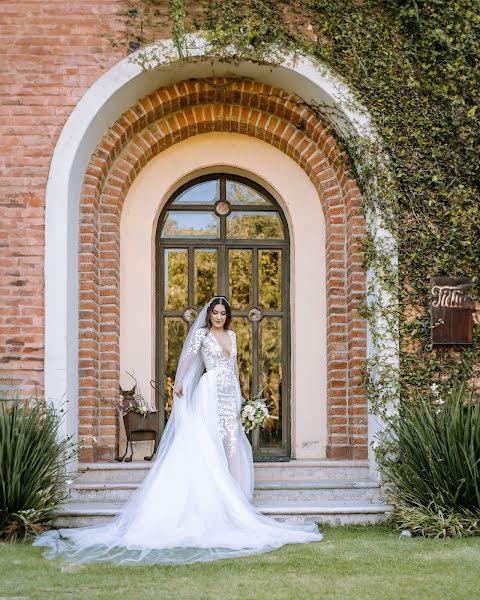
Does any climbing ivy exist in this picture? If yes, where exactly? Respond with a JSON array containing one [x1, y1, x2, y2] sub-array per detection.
[[110, 0, 480, 414], [304, 0, 480, 398]]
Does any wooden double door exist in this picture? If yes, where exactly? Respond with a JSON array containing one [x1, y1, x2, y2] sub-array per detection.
[[155, 174, 291, 460]]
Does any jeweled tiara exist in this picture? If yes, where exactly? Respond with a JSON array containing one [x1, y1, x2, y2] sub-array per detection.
[[211, 296, 230, 307]]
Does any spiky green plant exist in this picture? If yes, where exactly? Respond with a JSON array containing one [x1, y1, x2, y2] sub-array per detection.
[[0, 398, 74, 541], [376, 380, 480, 537]]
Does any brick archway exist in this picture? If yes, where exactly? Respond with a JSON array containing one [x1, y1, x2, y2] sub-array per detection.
[[79, 78, 366, 462]]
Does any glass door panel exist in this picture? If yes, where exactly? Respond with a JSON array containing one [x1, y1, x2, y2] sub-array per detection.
[[173, 179, 220, 204], [195, 249, 217, 307], [258, 317, 283, 449], [231, 316, 253, 401], [162, 212, 219, 238], [165, 249, 188, 310], [229, 249, 252, 310], [226, 212, 284, 239], [226, 180, 271, 205], [157, 175, 290, 460], [259, 250, 282, 310]]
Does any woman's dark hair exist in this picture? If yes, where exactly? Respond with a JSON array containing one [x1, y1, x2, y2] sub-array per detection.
[[205, 296, 232, 330]]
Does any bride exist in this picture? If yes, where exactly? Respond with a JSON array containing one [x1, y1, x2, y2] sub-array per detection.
[[33, 296, 323, 564]]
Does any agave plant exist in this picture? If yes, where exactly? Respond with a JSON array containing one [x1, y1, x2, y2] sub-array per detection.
[[375, 379, 480, 538], [0, 397, 74, 541]]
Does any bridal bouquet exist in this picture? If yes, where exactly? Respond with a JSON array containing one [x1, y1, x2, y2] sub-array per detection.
[[241, 391, 269, 433]]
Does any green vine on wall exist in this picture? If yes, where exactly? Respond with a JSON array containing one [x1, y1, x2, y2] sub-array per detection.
[[170, 0, 187, 58], [111, 0, 480, 423]]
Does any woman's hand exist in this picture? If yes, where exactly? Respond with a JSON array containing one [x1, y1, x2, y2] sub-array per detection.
[[174, 382, 184, 397]]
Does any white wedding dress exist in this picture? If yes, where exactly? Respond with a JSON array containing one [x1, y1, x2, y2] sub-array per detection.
[[34, 302, 323, 565]]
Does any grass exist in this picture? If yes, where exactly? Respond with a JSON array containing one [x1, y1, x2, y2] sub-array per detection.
[[1, 525, 479, 600]]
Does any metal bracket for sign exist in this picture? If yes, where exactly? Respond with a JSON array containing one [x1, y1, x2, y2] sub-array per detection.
[[430, 277, 475, 345]]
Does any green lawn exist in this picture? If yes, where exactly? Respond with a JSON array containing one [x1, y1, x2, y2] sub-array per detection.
[[1, 526, 479, 600]]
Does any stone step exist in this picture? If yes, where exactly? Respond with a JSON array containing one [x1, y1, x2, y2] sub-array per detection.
[[76, 459, 372, 484], [254, 480, 384, 503], [68, 479, 384, 504], [52, 500, 392, 528], [68, 483, 138, 503], [77, 462, 151, 483], [255, 500, 393, 526], [254, 460, 371, 482]]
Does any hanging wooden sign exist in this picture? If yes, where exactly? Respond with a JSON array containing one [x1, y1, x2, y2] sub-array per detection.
[[430, 277, 475, 345]]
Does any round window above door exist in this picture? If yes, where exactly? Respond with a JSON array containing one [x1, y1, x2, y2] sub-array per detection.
[[155, 174, 291, 460]]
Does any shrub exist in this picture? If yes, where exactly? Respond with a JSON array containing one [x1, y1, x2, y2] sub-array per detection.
[[376, 380, 480, 538], [0, 398, 74, 541]]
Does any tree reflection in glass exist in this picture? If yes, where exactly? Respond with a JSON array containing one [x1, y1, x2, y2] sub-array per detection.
[[226, 212, 284, 239], [259, 250, 282, 310], [162, 212, 219, 238], [195, 249, 217, 307], [229, 249, 252, 310], [165, 249, 188, 310], [226, 181, 271, 205], [231, 317, 252, 401], [259, 317, 282, 448]]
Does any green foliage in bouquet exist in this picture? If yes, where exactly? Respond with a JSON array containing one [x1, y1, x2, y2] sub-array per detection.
[[376, 380, 480, 538], [0, 398, 74, 541]]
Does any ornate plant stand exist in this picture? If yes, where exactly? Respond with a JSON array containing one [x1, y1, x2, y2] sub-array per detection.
[[116, 411, 160, 462]]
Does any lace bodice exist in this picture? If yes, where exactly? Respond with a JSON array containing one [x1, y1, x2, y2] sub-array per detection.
[[183, 327, 239, 456], [186, 327, 237, 373], [202, 329, 236, 372]]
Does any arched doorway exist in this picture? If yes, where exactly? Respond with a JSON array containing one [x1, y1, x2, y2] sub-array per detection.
[[43, 47, 392, 465], [155, 174, 291, 460]]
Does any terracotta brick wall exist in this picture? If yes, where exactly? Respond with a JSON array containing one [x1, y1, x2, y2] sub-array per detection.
[[0, 1, 129, 396]]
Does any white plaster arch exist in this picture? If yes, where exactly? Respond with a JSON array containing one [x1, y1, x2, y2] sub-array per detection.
[[120, 132, 327, 459], [44, 40, 397, 472]]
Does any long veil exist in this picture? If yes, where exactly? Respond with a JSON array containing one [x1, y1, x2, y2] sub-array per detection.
[[33, 299, 323, 565], [145, 302, 210, 475]]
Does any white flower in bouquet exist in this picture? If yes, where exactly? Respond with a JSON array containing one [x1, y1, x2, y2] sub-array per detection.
[[241, 391, 270, 433]]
